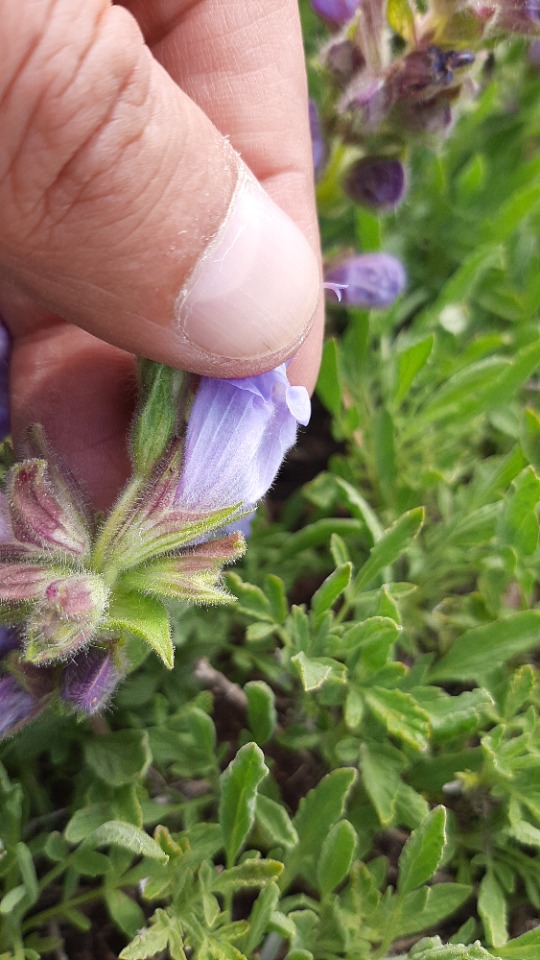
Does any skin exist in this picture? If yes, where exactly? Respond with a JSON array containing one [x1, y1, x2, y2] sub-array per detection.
[[0, 0, 324, 512]]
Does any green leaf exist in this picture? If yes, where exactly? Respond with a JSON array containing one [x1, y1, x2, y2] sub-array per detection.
[[131, 362, 181, 477], [15, 842, 38, 906], [317, 338, 342, 416], [359, 742, 404, 825], [0, 885, 27, 915], [412, 687, 494, 742], [398, 884, 472, 937], [219, 742, 268, 867], [521, 407, 540, 471], [286, 768, 356, 885], [245, 681, 277, 745], [85, 821, 168, 862], [211, 859, 283, 893], [71, 847, 111, 876], [317, 820, 357, 896], [430, 610, 540, 682], [242, 882, 280, 955], [365, 687, 430, 751], [311, 563, 352, 623], [105, 888, 145, 939], [119, 923, 169, 960], [291, 652, 342, 692], [64, 804, 112, 844], [498, 466, 540, 555], [226, 574, 274, 622], [106, 592, 173, 669], [498, 927, 540, 958], [255, 794, 298, 848], [335, 478, 384, 543], [387, 0, 415, 40], [398, 806, 447, 894], [352, 508, 425, 594], [84, 730, 152, 787], [394, 335, 434, 406], [478, 869, 508, 947]]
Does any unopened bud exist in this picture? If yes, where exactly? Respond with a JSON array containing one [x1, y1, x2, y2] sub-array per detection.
[[62, 648, 121, 715], [344, 156, 407, 209], [8, 460, 90, 557], [325, 253, 407, 308], [321, 35, 365, 84], [309, 99, 327, 181], [311, 0, 361, 24], [340, 75, 392, 136], [24, 573, 109, 664]]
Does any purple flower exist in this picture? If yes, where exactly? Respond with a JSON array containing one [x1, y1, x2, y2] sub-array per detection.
[[0, 320, 10, 441], [0, 627, 21, 656], [344, 156, 407, 210], [309, 99, 327, 181], [62, 649, 121, 715], [311, 0, 361, 24], [0, 675, 37, 738], [325, 253, 407, 308], [176, 365, 310, 513]]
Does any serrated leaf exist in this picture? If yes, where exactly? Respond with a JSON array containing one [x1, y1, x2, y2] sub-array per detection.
[[430, 611, 540, 682], [86, 821, 168, 862], [106, 592, 173, 669], [212, 859, 283, 893], [398, 807, 447, 894], [360, 742, 404, 825], [285, 768, 356, 885], [119, 923, 169, 960], [84, 730, 152, 787], [225, 574, 274, 622], [219, 743, 268, 867], [398, 883, 472, 937], [352, 508, 425, 594], [317, 820, 357, 896], [479, 869, 508, 947], [311, 563, 352, 623], [256, 794, 298, 848], [365, 687, 430, 751]]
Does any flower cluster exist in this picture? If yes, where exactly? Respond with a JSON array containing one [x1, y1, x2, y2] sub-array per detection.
[[0, 364, 310, 737]]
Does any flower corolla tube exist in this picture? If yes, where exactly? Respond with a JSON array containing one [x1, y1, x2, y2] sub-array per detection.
[[176, 364, 311, 515]]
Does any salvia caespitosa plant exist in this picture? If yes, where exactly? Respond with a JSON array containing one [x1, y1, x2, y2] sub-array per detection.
[[309, 0, 540, 210], [0, 359, 310, 735]]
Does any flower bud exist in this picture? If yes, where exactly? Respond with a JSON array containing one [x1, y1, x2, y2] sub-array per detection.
[[24, 573, 109, 664], [0, 675, 38, 738], [325, 253, 407, 308], [497, 0, 540, 32], [0, 562, 53, 603], [7, 460, 90, 558], [340, 75, 392, 136], [120, 532, 245, 603], [311, 0, 361, 24], [321, 35, 365, 85], [344, 156, 407, 209], [62, 648, 121, 715], [309, 99, 327, 181]]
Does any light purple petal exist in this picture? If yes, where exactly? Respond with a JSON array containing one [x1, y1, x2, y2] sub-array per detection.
[[325, 253, 407, 308], [177, 365, 311, 512], [0, 675, 36, 738], [62, 649, 120, 715]]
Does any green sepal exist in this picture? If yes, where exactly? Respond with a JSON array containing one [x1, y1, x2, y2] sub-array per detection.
[[131, 361, 187, 478], [105, 591, 174, 669]]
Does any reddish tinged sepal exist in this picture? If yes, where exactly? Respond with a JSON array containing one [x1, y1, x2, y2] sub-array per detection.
[[7, 460, 90, 558], [23, 574, 110, 665], [0, 562, 54, 602]]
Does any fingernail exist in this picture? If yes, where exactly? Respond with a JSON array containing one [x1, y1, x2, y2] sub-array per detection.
[[175, 170, 320, 362]]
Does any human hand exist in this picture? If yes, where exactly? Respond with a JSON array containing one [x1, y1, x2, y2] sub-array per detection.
[[0, 0, 323, 511]]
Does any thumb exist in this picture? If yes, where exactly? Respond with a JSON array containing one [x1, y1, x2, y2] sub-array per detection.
[[0, 0, 320, 377]]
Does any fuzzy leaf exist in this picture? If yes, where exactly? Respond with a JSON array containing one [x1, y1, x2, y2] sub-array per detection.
[[85, 821, 168, 862], [365, 687, 431, 751], [317, 820, 357, 896], [398, 807, 447, 894], [84, 730, 152, 787], [245, 681, 277, 745], [219, 742, 268, 867], [479, 869, 508, 947], [255, 794, 298, 848], [106, 592, 173, 669], [211, 859, 283, 893], [430, 611, 540, 682], [311, 563, 352, 623], [352, 508, 425, 594]]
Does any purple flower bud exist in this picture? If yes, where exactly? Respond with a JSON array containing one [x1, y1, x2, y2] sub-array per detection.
[[62, 649, 121, 715], [344, 156, 407, 209], [176, 365, 310, 513], [309, 99, 327, 181], [498, 0, 540, 31], [325, 253, 407, 308], [0, 675, 39, 738], [0, 562, 53, 602], [7, 460, 90, 558], [0, 320, 10, 442], [0, 627, 20, 656], [401, 96, 453, 134], [24, 573, 109, 665], [321, 35, 365, 84], [311, 0, 361, 24], [340, 75, 392, 135]]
